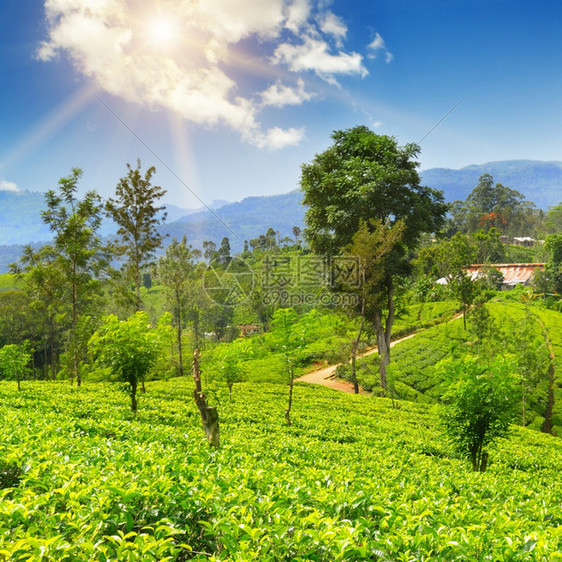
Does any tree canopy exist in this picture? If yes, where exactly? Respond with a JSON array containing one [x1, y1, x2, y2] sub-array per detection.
[[450, 173, 539, 237], [302, 126, 446, 255]]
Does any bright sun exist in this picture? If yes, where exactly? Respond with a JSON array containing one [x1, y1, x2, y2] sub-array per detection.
[[147, 16, 179, 49]]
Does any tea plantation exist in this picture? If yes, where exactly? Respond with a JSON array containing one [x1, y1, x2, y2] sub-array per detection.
[[1, 379, 562, 560]]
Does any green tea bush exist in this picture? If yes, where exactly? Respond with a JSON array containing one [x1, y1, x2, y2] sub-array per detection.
[[1, 380, 562, 559]]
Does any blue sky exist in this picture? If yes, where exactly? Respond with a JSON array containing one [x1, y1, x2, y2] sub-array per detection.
[[1, 0, 562, 209]]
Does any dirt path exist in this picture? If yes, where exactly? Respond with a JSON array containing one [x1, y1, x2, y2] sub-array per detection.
[[295, 313, 462, 394]]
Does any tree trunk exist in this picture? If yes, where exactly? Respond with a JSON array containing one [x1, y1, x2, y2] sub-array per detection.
[[285, 371, 294, 426], [373, 277, 396, 391], [373, 310, 390, 390], [350, 308, 365, 394], [192, 350, 220, 447], [130, 381, 138, 413], [176, 295, 184, 376]]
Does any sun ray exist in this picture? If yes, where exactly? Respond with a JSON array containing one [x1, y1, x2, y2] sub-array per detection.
[[2, 83, 99, 171], [168, 112, 203, 210]]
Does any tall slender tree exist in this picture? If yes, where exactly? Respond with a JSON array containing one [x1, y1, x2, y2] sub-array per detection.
[[10, 245, 66, 379], [106, 160, 167, 311], [41, 168, 106, 386], [157, 236, 200, 376]]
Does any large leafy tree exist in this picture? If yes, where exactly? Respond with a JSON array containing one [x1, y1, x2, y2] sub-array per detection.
[[343, 219, 405, 392], [41, 168, 106, 386], [106, 160, 167, 311], [301, 126, 446, 388]]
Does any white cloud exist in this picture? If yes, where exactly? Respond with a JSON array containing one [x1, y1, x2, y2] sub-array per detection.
[[367, 32, 393, 63], [253, 126, 306, 149], [319, 12, 347, 47], [260, 79, 314, 107], [273, 36, 367, 82], [38, 0, 374, 149], [0, 180, 20, 192], [285, 0, 311, 33]]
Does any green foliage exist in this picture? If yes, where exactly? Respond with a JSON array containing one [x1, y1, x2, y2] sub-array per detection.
[[106, 160, 167, 312], [451, 173, 540, 237], [544, 233, 562, 293], [0, 274, 16, 291], [0, 459, 23, 490], [89, 312, 165, 412], [1, 380, 562, 559], [0, 342, 32, 391], [157, 236, 200, 375], [543, 202, 562, 235], [270, 308, 320, 424], [301, 126, 446, 390], [344, 299, 556, 433], [39, 168, 107, 385], [440, 356, 520, 471], [301, 126, 446, 255], [204, 338, 250, 398]]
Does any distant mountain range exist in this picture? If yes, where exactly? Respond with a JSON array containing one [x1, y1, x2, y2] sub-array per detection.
[[160, 191, 304, 254], [1, 159, 560, 273], [0, 193, 229, 246], [420, 160, 562, 210]]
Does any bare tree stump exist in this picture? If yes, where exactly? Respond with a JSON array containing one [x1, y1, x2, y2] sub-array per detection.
[[192, 349, 220, 448]]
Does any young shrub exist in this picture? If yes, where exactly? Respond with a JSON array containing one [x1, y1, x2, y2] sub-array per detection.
[[206, 339, 249, 401], [270, 308, 319, 425], [440, 356, 520, 471], [89, 312, 162, 413], [0, 342, 32, 391]]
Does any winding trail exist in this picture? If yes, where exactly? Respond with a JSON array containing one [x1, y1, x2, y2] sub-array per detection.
[[295, 313, 463, 394]]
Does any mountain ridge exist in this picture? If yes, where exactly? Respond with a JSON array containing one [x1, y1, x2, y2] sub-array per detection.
[[1, 159, 560, 273], [420, 159, 562, 209]]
